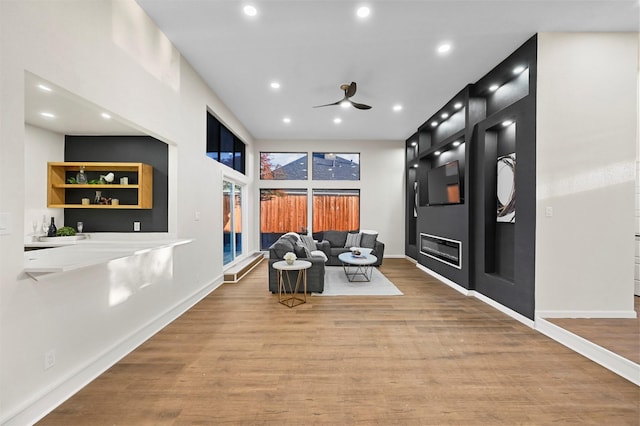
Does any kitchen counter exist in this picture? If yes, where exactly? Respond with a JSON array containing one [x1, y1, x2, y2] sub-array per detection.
[[24, 238, 193, 280]]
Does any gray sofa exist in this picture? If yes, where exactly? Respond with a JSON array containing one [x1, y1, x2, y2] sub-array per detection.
[[317, 230, 385, 266], [268, 234, 326, 293]]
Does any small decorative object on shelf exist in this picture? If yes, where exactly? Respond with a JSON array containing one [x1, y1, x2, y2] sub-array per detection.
[[94, 190, 102, 204], [47, 217, 57, 237], [76, 166, 87, 184], [100, 172, 115, 184], [120, 177, 128, 185], [283, 252, 297, 265]]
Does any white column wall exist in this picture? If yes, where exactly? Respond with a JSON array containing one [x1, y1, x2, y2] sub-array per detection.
[[535, 33, 638, 318], [0, 1, 256, 423], [254, 139, 405, 257]]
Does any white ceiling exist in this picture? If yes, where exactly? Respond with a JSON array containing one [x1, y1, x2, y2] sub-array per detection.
[[136, 0, 639, 142]]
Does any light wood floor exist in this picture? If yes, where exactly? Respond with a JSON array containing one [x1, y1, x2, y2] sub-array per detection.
[[547, 297, 640, 364], [40, 259, 639, 425]]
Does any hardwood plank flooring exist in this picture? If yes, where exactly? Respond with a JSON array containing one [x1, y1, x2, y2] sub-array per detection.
[[39, 259, 639, 425], [547, 297, 640, 364]]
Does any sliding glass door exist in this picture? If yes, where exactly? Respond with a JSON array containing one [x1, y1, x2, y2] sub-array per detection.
[[223, 180, 244, 265]]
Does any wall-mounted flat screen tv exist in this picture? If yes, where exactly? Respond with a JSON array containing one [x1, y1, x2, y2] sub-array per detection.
[[427, 160, 462, 205]]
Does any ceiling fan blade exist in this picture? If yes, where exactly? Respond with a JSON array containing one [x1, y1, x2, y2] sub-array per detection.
[[312, 100, 342, 108], [346, 81, 357, 98], [351, 101, 372, 110]]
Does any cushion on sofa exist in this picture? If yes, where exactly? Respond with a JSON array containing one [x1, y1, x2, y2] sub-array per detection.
[[360, 232, 378, 249], [310, 250, 328, 262], [293, 242, 308, 258], [324, 230, 347, 248], [344, 232, 361, 248], [295, 240, 311, 257], [271, 238, 295, 258], [300, 235, 317, 253]]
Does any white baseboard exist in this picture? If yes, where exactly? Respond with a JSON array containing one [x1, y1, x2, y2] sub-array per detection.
[[416, 263, 470, 296], [535, 317, 640, 386], [635, 281, 640, 296], [415, 263, 534, 328], [537, 310, 637, 319], [3, 275, 224, 426]]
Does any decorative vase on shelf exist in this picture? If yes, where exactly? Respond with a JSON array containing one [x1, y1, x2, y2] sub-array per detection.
[[76, 166, 87, 184]]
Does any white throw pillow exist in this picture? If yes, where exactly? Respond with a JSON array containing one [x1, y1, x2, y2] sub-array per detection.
[[344, 232, 361, 248], [310, 250, 328, 262]]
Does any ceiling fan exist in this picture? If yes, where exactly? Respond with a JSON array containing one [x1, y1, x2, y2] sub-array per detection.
[[313, 81, 372, 110]]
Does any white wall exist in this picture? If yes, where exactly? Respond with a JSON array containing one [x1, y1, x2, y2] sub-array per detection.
[[254, 139, 405, 256], [535, 33, 638, 318], [23, 125, 65, 239], [0, 1, 256, 423]]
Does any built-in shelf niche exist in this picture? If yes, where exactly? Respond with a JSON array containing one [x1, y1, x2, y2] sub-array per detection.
[[481, 119, 517, 282]]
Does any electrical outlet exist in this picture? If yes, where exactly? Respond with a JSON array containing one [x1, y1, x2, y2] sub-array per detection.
[[44, 349, 56, 370], [545, 206, 553, 217], [133, 221, 141, 232], [194, 211, 201, 221]]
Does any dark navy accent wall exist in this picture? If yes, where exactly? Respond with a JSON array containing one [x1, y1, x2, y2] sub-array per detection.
[[64, 135, 169, 233]]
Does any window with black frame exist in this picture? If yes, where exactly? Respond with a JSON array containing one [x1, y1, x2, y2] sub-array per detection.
[[207, 111, 245, 174]]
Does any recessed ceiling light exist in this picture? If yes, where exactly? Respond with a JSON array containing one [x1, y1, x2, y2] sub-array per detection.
[[270, 82, 280, 89], [356, 6, 370, 18], [393, 104, 403, 112], [437, 43, 452, 54], [489, 84, 500, 92], [333, 118, 342, 124], [413, 164, 419, 168], [502, 120, 514, 127], [452, 141, 461, 147], [441, 112, 449, 119], [513, 65, 526, 74], [40, 112, 55, 118], [434, 150, 442, 156], [410, 141, 417, 147], [340, 100, 351, 108], [454, 102, 463, 109], [283, 117, 291, 124], [243, 5, 257, 16], [101, 112, 111, 119], [38, 84, 52, 92], [430, 121, 438, 127]]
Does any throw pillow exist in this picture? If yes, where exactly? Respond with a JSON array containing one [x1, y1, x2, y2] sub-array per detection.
[[323, 230, 347, 248], [360, 232, 378, 249], [310, 250, 328, 262], [292, 242, 307, 258], [271, 239, 294, 258], [344, 232, 361, 248], [301, 235, 317, 254], [295, 240, 311, 258]]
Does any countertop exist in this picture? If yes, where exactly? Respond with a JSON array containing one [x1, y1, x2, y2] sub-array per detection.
[[24, 238, 193, 280]]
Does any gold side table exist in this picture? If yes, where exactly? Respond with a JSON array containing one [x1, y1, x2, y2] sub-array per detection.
[[272, 260, 312, 308]]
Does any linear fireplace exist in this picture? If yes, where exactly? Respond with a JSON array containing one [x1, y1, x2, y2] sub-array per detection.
[[420, 233, 462, 269]]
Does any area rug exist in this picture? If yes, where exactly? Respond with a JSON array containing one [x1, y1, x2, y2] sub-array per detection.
[[313, 266, 403, 296]]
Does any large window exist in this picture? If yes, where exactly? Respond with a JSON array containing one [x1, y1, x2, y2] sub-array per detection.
[[312, 189, 360, 233], [312, 152, 360, 180], [260, 152, 308, 180], [260, 188, 308, 249], [207, 111, 245, 174], [223, 181, 243, 265]]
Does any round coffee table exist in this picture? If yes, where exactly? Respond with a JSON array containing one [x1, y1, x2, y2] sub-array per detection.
[[338, 252, 377, 282]]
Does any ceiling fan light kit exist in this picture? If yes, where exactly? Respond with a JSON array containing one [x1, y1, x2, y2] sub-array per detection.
[[313, 81, 372, 110]]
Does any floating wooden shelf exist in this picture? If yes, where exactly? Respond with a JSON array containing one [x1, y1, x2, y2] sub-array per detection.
[[47, 162, 153, 209]]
